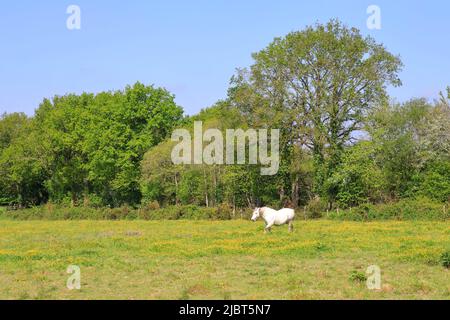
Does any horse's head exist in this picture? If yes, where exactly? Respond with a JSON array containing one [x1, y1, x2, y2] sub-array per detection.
[[251, 207, 261, 222]]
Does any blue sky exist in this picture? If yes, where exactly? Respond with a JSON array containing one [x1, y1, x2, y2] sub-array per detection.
[[1, 0, 449, 116]]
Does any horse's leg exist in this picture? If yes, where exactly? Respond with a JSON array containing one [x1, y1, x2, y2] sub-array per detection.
[[265, 221, 274, 234], [288, 220, 294, 233]]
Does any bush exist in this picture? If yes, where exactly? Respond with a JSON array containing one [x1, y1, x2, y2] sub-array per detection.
[[348, 270, 367, 283], [82, 194, 104, 208], [145, 201, 161, 210], [419, 161, 450, 203], [329, 197, 450, 221], [0, 205, 108, 220], [137, 205, 233, 221], [103, 205, 137, 220], [180, 205, 209, 220], [440, 251, 450, 269], [304, 197, 327, 219], [328, 203, 374, 221], [0, 197, 14, 206], [2, 198, 448, 221], [154, 206, 183, 220], [214, 203, 234, 220]]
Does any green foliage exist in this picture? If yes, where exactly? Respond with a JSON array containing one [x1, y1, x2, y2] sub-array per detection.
[[0, 83, 182, 207], [304, 197, 327, 219], [418, 161, 450, 202], [0, 203, 236, 221], [1, 197, 448, 221], [230, 19, 402, 204], [367, 99, 437, 199], [82, 194, 104, 209], [349, 270, 367, 283], [329, 197, 449, 221], [0, 205, 104, 220], [330, 141, 386, 208], [138, 205, 233, 221], [0, 112, 29, 151], [0, 113, 48, 206], [140, 101, 282, 210], [440, 251, 450, 268]]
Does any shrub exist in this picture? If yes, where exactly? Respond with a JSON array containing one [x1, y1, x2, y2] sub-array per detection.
[[440, 251, 450, 269], [326, 203, 374, 221], [304, 197, 327, 219], [349, 270, 367, 283], [329, 197, 449, 221], [103, 205, 136, 220], [0, 197, 13, 206], [146, 201, 161, 210], [160, 206, 183, 220], [82, 194, 104, 208], [137, 201, 161, 220], [419, 161, 450, 203], [214, 203, 234, 220], [2, 198, 448, 221], [139, 205, 224, 221], [138, 206, 182, 220], [137, 206, 151, 220], [0, 205, 106, 220], [180, 205, 208, 220]]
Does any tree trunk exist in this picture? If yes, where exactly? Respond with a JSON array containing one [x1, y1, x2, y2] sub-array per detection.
[[174, 173, 179, 205], [291, 176, 299, 208], [212, 166, 217, 207], [71, 192, 76, 208], [203, 167, 209, 207], [279, 185, 285, 202], [233, 195, 236, 219]]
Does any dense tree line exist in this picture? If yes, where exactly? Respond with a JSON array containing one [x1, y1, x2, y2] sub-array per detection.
[[1, 21, 449, 212], [141, 95, 450, 211], [0, 83, 183, 207]]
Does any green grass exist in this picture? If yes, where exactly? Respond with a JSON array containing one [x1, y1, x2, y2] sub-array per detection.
[[0, 220, 449, 300]]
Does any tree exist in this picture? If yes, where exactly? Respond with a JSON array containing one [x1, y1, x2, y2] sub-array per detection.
[[230, 19, 402, 206], [2, 82, 183, 207], [81, 83, 183, 206], [421, 92, 450, 160], [367, 98, 441, 199], [0, 114, 48, 206], [141, 139, 182, 206], [419, 160, 450, 202], [329, 141, 386, 207], [0, 113, 29, 151], [34, 94, 93, 205]]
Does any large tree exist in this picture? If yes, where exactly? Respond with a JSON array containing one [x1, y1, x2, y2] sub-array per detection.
[[0, 113, 48, 206], [229, 20, 403, 206]]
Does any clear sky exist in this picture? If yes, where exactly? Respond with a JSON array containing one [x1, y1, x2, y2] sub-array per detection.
[[1, 0, 449, 116]]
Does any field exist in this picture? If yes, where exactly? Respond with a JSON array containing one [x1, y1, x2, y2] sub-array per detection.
[[0, 220, 449, 300]]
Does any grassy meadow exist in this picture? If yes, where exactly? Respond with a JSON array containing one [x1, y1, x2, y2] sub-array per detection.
[[0, 219, 448, 300]]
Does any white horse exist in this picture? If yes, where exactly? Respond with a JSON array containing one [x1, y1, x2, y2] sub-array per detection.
[[251, 207, 295, 233]]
